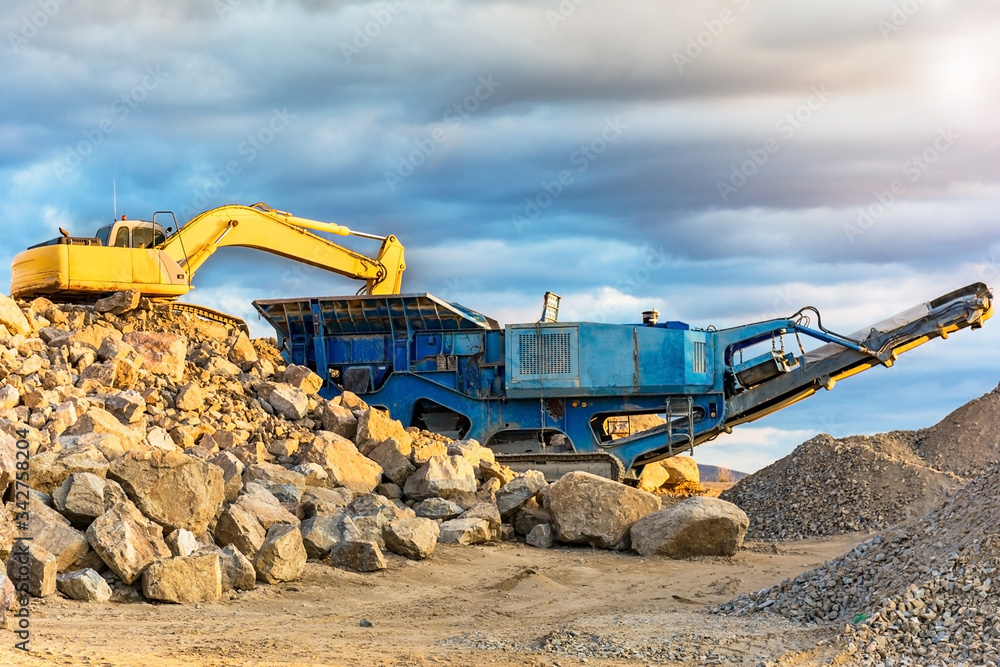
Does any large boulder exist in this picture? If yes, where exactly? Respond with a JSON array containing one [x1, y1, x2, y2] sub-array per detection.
[[0, 506, 15, 560], [165, 528, 199, 558], [414, 497, 464, 521], [50, 324, 121, 351], [94, 290, 140, 315], [0, 295, 31, 336], [86, 496, 171, 585], [514, 499, 552, 537], [410, 438, 448, 466], [214, 503, 266, 557], [301, 513, 355, 559], [0, 434, 15, 498], [329, 540, 386, 572], [175, 383, 205, 412], [346, 494, 414, 548], [526, 523, 555, 549], [104, 390, 146, 424], [495, 470, 547, 518], [122, 331, 187, 381], [7, 542, 57, 597], [25, 498, 91, 571], [66, 407, 145, 450], [297, 432, 382, 495], [52, 472, 106, 527], [320, 403, 357, 440], [243, 463, 306, 496], [108, 449, 225, 534], [252, 524, 306, 583], [233, 485, 300, 529], [447, 439, 495, 467], [142, 552, 222, 603], [56, 568, 112, 602], [461, 502, 501, 535], [383, 517, 439, 559], [28, 445, 109, 495], [300, 486, 353, 518], [354, 408, 412, 455], [282, 364, 323, 394], [629, 496, 749, 558], [403, 455, 477, 501], [638, 456, 700, 492], [228, 331, 259, 367], [219, 545, 256, 591], [366, 440, 415, 486], [93, 339, 144, 389], [208, 451, 245, 502], [0, 571, 14, 629], [546, 471, 661, 550], [438, 517, 492, 545], [267, 384, 308, 421]]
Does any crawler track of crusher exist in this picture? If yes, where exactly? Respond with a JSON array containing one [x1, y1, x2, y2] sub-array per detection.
[[497, 452, 626, 483]]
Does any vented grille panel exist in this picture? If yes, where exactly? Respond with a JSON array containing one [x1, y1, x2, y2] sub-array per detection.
[[692, 341, 707, 374], [518, 332, 573, 375]]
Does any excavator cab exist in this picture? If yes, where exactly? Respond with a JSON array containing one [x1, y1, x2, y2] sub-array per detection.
[[94, 219, 170, 249]]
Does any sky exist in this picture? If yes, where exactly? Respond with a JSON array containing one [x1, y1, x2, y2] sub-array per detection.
[[2, 0, 999, 473]]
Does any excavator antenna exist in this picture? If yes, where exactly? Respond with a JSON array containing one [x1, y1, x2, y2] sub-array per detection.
[[113, 179, 117, 222]]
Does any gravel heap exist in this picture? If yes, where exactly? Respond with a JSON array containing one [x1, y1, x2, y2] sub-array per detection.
[[715, 462, 1000, 666], [720, 431, 963, 541], [914, 384, 1000, 478]]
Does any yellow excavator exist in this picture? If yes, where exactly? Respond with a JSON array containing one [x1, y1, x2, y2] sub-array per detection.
[[11, 202, 405, 307]]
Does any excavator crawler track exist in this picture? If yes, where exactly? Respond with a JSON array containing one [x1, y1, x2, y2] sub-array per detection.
[[170, 302, 250, 335]]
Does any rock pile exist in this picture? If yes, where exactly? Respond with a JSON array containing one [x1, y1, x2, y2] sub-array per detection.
[[913, 383, 1000, 478], [716, 461, 1000, 666], [720, 431, 964, 540], [0, 292, 747, 621]]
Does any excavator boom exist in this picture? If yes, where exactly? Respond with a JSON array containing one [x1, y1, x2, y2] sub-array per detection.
[[161, 203, 404, 295], [10, 203, 405, 301]]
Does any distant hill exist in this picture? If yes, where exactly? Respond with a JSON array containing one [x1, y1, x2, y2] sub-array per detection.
[[698, 464, 749, 483]]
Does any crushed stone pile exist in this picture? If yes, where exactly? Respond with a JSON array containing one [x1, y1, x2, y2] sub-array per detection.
[[720, 431, 964, 540], [0, 291, 746, 620], [715, 461, 1000, 666], [913, 383, 1000, 478]]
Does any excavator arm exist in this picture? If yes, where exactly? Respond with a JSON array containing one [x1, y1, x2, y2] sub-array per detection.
[[10, 203, 405, 301], [162, 203, 405, 295]]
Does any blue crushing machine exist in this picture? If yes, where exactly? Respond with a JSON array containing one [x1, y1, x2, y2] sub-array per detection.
[[254, 283, 992, 480]]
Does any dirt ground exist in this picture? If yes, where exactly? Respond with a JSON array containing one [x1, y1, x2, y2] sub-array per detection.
[[1, 534, 870, 667]]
